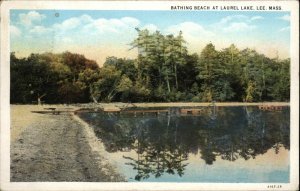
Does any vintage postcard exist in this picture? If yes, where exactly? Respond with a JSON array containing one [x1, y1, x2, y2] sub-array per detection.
[[0, 1, 299, 190]]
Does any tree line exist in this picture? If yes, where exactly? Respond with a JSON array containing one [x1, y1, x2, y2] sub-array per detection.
[[10, 29, 290, 104]]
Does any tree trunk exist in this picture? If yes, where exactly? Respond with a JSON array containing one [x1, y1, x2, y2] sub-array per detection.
[[37, 93, 46, 105], [91, 95, 98, 103], [174, 64, 178, 90], [159, 67, 162, 87], [166, 75, 171, 93], [89, 85, 98, 103], [107, 89, 117, 102]]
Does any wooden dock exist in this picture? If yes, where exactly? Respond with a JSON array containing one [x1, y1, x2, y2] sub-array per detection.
[[102, 109, 170, 116], [121, 109, 169, 115], [31, 110, 73, 115], [103, 107, 121, 112], [76, 107, 210, 116], [258, 105, 284, 111], [180, 108, 204, 115], [32, 107, 76, 115], [106, 108, 211, 116]]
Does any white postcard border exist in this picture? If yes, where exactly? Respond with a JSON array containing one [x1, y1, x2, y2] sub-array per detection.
[[1, 1, 299, 191]]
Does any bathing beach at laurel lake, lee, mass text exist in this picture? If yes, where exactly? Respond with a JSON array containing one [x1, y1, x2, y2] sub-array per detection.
[[171, 5, 282, 11]]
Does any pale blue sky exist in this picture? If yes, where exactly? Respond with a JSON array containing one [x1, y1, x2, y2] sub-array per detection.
[[10, 10, 290, 65]]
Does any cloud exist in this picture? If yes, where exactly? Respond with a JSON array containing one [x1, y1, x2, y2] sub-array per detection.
[[279, 14, 290, 22], [214, 15, 257, 33], [121, 17, 140, 26], [54, 18, 80, 31], [62, 37, 73, 43], [49, 15, 141, 63], [84, 16, 140, 34], [12, 13, 141, 65], [80, 14, 93, 23], [141, 24, 158, 32], [223, 22, 256, 32], [19, 11, 46, 26], [164, 22, 215, 54], [250, 16, 264, 21], [165, 22, 214, 37], [61, 18, 81, 29], [219, 15, 262, 24], [30, 25, 52, 34], [279, 26, 290, 32], [42, 15, 141, 51], [52, 15, 93, 31], [218, 15, 248, 25], [10, 25, 21, 37]]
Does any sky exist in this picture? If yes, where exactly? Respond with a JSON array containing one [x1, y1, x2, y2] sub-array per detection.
[[10, 10, 290, 66]]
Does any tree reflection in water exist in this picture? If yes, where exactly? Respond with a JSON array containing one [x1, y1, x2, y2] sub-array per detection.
[[78, 106, 290, 181]]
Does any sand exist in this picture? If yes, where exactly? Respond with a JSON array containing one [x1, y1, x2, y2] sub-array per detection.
[[11, 105, 43, 142], [10, 104, 124, 181]]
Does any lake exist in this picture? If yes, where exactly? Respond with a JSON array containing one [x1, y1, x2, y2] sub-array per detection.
[[77, 106, 290, 182]]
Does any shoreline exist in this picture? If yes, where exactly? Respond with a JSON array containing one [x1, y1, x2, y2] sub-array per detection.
[[71, 113, 126, 181], [72, 102, 290, 112], [11, 102, 290, 109], [105, 102, 290, 107], [40, 102, 290, 110]]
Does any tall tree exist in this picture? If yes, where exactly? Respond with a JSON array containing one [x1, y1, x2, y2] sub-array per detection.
[[197, 43, 220, 101]]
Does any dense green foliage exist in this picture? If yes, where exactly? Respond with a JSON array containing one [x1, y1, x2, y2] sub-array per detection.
[[10, 29, 290, 104], [11, 52, 99, 103]]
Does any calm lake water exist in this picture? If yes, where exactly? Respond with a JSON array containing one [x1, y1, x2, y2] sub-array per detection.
[[77, 106, 290, 182]]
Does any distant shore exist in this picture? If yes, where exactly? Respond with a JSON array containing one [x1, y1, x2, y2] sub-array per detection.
[[72, 102, 290, 110], [98, 101, 290, 107]]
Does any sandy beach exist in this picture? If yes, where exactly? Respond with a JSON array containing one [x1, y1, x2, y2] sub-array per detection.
[[10, 104, 124, 182]]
